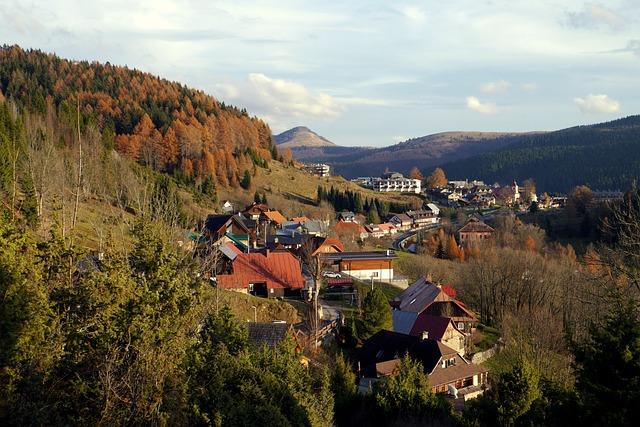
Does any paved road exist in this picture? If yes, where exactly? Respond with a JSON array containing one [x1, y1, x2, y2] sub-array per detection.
[[391, 223, 442, 252]]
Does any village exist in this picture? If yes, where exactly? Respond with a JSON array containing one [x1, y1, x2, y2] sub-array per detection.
[[192, 164, 557, 407]]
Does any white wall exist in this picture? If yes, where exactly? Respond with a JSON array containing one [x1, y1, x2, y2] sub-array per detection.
[[342, 268, 394, 281]]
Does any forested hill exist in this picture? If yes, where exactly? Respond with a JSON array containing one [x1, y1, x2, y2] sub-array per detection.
[[440, 115, 640, 193], [0, 45, 276, 187]]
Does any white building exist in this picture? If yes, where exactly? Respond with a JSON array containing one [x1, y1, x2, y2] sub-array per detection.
[[372, 176, 421, 194], [305, 163, 331, 177]]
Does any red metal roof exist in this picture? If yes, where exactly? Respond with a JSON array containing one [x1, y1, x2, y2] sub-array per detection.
[[218, 251, 305, 290], [327, 277, 354, 286]]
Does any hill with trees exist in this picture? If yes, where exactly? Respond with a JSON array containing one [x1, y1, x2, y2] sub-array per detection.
[[440, 116, 640, 193], [288, 131, 521, 178], [0, 45, 276, 190]]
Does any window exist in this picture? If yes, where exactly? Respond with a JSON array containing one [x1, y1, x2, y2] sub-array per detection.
[[371, 272, 379, 277]]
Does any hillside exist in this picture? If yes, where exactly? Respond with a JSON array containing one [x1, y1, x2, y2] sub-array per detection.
[[0, 45, 276, 190], [440, 116, 640, 193], [274, 126, 335, 148], [290, 131, 522, 178]]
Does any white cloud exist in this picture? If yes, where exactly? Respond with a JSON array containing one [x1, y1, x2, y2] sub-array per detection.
[[466, 96, 498, 114], [481, 80, 511, 94], [567, 3, 625, 30], [521, 83, 537, 93], [247, 73, 344, 119], [574, 94, 620, 114], [392, 135, 407, 143], [400, 6, 426, 23]]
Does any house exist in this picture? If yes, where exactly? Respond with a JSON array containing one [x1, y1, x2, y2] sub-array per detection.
[[391, 278, 477, 333], [388, 213, 412, 231], [261, 210, 288, 227], [217, 250, 305, 298], [332, 220, 368, 241], [338, 211, 356, 222], [203, 214, 252, 249], [379, 223, 398, 235], [425, 203, 440, 216], [406, 209, 439, 227], [358, 330, 488, 399], [321, 250, 396, 281], [457, 218, 495, 245], [392, 312, 466, 354], [365, 223, 397, 238], [243, 203, 270, 220], [291, 216, 310, 223], [310, 236, 344, 255], [221, 200, 234, 214]]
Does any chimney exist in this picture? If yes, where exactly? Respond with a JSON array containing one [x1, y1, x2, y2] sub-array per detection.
[[421, 331, 429, 341]]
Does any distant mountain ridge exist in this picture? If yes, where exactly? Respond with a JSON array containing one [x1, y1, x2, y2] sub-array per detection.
[[441, 115, 640, 193], [275, 126, 336, 148], [287, 117, 640, 193], [288, 130, 526, 177]]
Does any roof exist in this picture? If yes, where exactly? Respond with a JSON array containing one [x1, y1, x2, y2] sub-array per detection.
[[262, 210, 287, 225], [391, 278, 444, 313], [391, 278, 475, 320], [407, 209, 436, 219], [428, 362, 488, 387], [217, 251, 305, 290], [358, 330, 458, 378], [311, 236, 345, 256], [321, 250, 396, 262], [332, 220, 366, 235], [247, 322, 291, 348], [204, 214, 234, 234], [220, 241, 243, 260], [409, 315, 462, 340], [338, 211, 355, 218], [390, 213, 412, 223], [392, 311, 419, 334], [378, 223, 396, 231], [458, 218, 495, 234], [243, 203, 269, 215], [441, 285, 456, 299], [326, 277, 354, 286], [291, 216, 309, 223]]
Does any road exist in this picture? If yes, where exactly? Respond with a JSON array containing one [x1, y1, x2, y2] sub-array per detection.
[[391, 223, 442, 252]]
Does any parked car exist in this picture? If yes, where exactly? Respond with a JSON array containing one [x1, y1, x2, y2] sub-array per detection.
[[322, 271, 341, 278]]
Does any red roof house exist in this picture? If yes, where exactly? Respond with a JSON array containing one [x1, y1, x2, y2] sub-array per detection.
[[217, 251, 305, 298]]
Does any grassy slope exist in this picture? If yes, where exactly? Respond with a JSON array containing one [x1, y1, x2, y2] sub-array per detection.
[[219, 161, 421, 216]]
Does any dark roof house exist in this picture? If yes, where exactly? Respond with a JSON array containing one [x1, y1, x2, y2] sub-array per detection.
[[358, 330, 488, 397]]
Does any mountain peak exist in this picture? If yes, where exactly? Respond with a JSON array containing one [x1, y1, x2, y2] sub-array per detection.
[[275, 126, 336, 148]]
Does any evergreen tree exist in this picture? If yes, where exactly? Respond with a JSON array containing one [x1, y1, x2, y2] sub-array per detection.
[[366, 207, 380, 224], [240, 169, 251, 189], [573, 300, 640, 426], [359, 287, 392, 340], [372, 356, 450, 423]]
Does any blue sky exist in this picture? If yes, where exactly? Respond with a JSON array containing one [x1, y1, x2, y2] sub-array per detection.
[[1, 0, 639, 146]]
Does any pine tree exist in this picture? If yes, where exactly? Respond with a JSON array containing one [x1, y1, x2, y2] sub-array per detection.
[[360, 287, 392, 340], [240, 169, 251, 189]]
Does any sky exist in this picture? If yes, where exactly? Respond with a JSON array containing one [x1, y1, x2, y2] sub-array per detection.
[[1, 0, 639, 146]]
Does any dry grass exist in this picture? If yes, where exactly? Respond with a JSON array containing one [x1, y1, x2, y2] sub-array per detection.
[[218, 161, 422, 218]]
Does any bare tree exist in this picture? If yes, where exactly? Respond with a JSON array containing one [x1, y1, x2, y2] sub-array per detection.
[[299, 237, 332, 349], [72, 96, 83, 230]]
